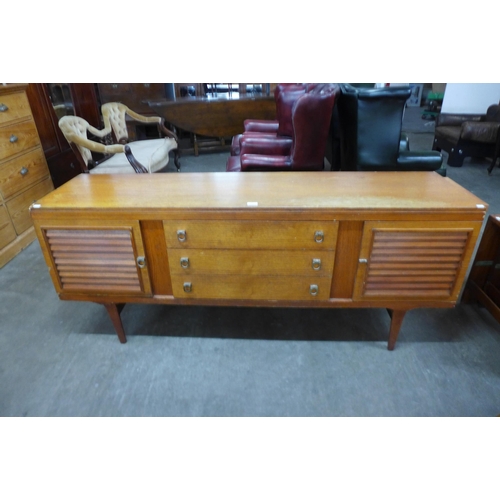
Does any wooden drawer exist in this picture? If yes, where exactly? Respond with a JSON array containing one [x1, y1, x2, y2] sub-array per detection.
[[164, 221, 339, 250], [7, 177, 53, 234], [0, 119, 40, 162], [0, 148, 50, 200], [0, 92, 32, 126], [171, 275, 333, 300], [0, 203, 16, 250], [168, 249, 335, 276]]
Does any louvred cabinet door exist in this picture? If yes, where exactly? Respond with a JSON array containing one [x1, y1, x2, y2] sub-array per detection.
[[38, 220, 152, 296], [353, 221, 483, 301]]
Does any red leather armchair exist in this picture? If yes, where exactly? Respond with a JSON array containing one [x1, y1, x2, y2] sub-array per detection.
[[230, 83, 308, 155], [226, 83, 340, 172]]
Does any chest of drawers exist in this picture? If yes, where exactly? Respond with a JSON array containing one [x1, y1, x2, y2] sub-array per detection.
[[0, 84, 54, 267], [31, 171, 487, 350]]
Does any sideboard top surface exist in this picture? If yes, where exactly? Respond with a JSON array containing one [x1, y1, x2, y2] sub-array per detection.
[[31, 171, 487, 215]]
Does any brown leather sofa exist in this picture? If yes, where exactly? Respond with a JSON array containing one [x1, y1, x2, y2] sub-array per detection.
[[432, 102, 500, 174]]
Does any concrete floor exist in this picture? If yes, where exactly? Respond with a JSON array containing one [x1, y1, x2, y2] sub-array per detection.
[[1, 107, 500, 416]]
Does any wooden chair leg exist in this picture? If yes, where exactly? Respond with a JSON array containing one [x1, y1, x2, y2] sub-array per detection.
[[386, 309, 407, 351], [487, 154, 498, 175], [103, 303, 127, 343], [174, 149, 181, 171]]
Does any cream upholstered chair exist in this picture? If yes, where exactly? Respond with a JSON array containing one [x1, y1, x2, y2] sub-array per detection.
[[58, 115, 175, 174], [101, 102, 180, 171]]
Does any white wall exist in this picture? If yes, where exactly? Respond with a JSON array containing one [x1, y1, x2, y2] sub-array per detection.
[[441, 83, 500, 114]]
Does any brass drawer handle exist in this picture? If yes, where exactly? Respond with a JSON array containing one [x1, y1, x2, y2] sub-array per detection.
[[180, 257, 189, 269], [310, 284, 319, 296], [20, 167, 29, 176], [183, 282, 192, 293], [314, 230, 324, 243], [10, 134, 18, 143], [177, 229, 186, 242], [136, 256, 146, 268], [312, 258, 321, 271], [0, 103, 8, 112]]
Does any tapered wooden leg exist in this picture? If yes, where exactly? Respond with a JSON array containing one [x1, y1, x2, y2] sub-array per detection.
[[103, 303, 127, 344], [386, 309, 407, 351]]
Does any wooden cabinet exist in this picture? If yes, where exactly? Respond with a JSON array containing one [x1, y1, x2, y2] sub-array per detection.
[[31, 171, 487, 349], [0, 84, 54, 267], [26, 83, 99, 188]]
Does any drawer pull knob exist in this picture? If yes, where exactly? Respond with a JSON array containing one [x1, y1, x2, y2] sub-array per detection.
[[10, 134, 18, 143], [314, 230, 324, 243], [183, 282, 192, 293], [177, 229, 187, 242], [310, 284, 319, 296], [0, 103, 8, 112], [180, 257, 189, 268], [20, 167, 29, 176], [359, 258, 368, 264], [312, 258, 321, 271], [136, 256, 146, 268]]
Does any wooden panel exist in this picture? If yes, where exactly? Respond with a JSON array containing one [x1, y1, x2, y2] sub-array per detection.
[[141, 220, 172, 295], [330, 220, 364, 298], [46, 148, 81, 189], [0, 148, 50, 199], [171, 275, 333, 301], [6, 178, 53, 234], [164, 221, 338, 250], [354, 221, 482, 301], [0, 92, 32, 126], [44, 228, 143, 294], [0, 119, 40, 162], [0, 204, 16, 250], [26, 84, 61, 157], [168, 249, 334, 276]]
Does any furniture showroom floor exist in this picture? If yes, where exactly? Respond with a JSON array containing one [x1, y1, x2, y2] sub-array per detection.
[[1, 107, 500, 416]]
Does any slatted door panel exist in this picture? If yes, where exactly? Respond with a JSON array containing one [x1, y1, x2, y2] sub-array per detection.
[[41, 224, 151, 295], [354, 221, 482, 301]]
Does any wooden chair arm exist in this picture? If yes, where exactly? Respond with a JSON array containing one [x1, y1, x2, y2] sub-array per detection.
[[158, 118, 179, 142], [124, 145, 148, 173], [69, 133, 124, 155]]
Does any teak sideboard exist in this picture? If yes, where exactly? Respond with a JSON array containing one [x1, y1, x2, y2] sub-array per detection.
[[30, 171, 488, 350]]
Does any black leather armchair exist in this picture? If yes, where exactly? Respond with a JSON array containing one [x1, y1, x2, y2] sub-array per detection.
[[432, 103, 500, 174], [337, 84, 445, 176]]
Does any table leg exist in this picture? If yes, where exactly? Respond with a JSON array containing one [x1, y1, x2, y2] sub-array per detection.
[[386, 309, 407, 351], [103, 303, 127, 344]]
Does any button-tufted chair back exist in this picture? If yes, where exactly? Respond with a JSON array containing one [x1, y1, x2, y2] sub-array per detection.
[[58, 115, 121, 172]]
